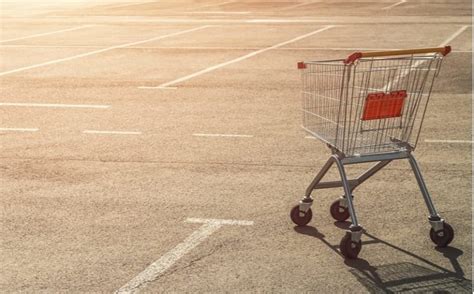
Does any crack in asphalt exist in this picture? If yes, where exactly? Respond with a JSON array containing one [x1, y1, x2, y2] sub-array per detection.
[[144, 243, 225, 285]]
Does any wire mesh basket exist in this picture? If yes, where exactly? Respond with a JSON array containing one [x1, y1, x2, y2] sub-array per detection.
[[299, 47, 450, 157]]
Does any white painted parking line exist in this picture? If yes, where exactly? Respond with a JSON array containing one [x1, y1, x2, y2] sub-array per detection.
[[0, 25, 94, 43], [424, 139, 473, 144], [115, 218, 253, 294], [0, 127, 39, 132], [383, 25, 469, 90], [139, 25, 334, 89], [440, 25, 470, 45], [0, 102, 110, 109], [0, 25, 213, 77], [382, 0, 406, 10], [107, 1, 156, 9], [186, 218, 254, 226], [193, 133, 254, 138], [280, 1, 318, 11], [187, 11, 250, 14], [246, 19, 321, 23], [192, 1, 235, 10], [83, 130, 141, 135]]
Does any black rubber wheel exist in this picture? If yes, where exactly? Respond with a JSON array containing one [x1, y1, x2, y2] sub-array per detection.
[[340, 232, 362, 259], [330, 199, 350, 222], [290, 205, 312, 226], [430, 222, 454, 247]]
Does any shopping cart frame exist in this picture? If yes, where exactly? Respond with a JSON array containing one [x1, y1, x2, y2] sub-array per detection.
[[290, 47, 454, 259]]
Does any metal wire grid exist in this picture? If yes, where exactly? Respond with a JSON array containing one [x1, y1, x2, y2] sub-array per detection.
[[302, 55, 443, 156]]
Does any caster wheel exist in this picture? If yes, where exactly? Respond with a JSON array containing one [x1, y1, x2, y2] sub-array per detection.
[[290, 205, 312, 226], [330, 199, 350, 222], [340, 232, 362, 259], [430, 222, 454, 247]]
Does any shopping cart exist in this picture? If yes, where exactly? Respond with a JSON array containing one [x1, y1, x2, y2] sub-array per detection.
[[290, 47, 454, 259]]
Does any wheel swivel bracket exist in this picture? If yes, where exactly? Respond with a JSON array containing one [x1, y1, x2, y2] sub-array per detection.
[[348, 226, 363, 242], [298, 197, 313, 213], [429, 219, 445, 232]]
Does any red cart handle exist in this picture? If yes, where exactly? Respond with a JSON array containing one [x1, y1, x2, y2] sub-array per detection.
[[344, 46, 452, 64]]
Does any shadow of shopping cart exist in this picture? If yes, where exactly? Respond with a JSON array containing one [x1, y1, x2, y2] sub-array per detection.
[[294, 225, 471, 293]]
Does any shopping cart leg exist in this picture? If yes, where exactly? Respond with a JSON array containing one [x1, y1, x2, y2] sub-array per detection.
[[304, 157, 335, 198], [407, 153, 454, 247], [332, 155, 362, 232], [407, 153, 439, 217], [329, 160, 391, 222], [290, 157, 334, 227], [332, 155, 364, 259]]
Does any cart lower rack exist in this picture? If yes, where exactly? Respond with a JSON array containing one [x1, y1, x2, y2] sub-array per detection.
[[290, 46, 454, 259]]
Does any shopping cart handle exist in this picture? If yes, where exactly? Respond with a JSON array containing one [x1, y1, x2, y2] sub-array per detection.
[[344, 46, 452, 64]]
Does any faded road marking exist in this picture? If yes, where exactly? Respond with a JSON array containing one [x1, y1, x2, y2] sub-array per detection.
[[0, 127, 39, 132], [139, 25, 334, 89], [424, 139, 473, 144], [193, 133, 254, 138], [0, 102, 110, 109], [83, 130, 141, 135], [0, 25, 213, 77], [382, 0, 407, 10], [0, 25, 94, 43], [115, 218, 253, 293]]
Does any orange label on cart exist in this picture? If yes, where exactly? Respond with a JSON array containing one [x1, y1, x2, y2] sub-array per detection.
[[362, 90, 407, 120]]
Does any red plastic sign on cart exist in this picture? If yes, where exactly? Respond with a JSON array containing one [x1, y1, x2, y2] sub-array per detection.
[[362, 90, 407, 120]]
